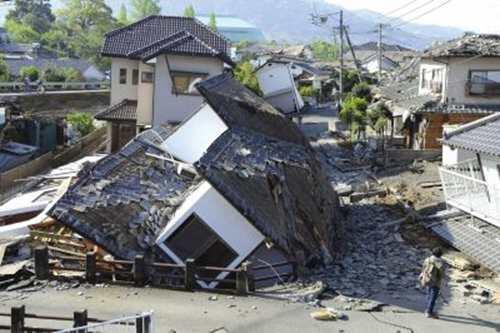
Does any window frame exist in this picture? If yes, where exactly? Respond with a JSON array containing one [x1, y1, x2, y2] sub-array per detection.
[[141, 71, 154, 83], [170, 71, 208, 96], [132, 69, 139, 85], [119, 68, 127, 84]]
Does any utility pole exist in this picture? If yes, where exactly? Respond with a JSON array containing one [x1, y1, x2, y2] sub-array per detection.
[[378, 23, 383, 84], [339, 10, 344, 105], [343, 26, 363, 82]]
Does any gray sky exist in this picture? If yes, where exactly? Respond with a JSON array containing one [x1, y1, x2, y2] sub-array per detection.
[[327, 0, 500, 33]]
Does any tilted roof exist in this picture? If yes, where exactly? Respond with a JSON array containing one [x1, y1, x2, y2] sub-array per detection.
[[102, 16, 232, 64], [95, 100, 137, 122], [49, 126, 202, 260], [423, 33, 500, 58], [443, 113, 500, 157]]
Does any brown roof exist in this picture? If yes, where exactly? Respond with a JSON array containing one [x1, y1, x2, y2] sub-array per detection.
[[95, 100, 137, 122]]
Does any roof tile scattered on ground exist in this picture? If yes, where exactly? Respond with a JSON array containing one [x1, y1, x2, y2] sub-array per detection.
[[94, 100, 137, 122]]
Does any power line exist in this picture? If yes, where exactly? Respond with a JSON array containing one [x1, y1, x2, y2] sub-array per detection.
[[385, 0, 436, 25], [383, 0, 422, 17], [392, 0, 453, 29]]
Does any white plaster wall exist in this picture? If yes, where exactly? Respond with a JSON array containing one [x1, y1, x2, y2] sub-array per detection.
[[444, 57, 500, 105], [110, 58, 139, 105], [136, 62, 155, 126], [257, 63, 293, 96], [442, 144, 476, 166], [153, 54, 224, 125], [162, 104, 228, 163], [156, 181, 265, 289]]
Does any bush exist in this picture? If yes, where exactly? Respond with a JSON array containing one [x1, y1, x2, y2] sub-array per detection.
[[19, 66, 40, 81], [0, 57, 9, 81], [340, 96, 369, 140], [234, 61, 261, 95], [299, 85, 315, 97], [67, 112, 94, 136], [42, 66, 66, 82], [62, 68, 83, 82]]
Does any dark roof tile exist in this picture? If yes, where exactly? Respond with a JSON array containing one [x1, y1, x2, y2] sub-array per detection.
[[95, 100, 137, 122]]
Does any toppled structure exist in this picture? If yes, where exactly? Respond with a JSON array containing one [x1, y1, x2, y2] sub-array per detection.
[[49, 73, 343, 287]]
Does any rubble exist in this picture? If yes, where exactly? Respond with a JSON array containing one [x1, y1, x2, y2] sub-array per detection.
[[310, 308, 346, 321]]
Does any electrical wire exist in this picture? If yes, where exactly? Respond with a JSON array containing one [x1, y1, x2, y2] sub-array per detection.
[[385, 0, 436, 25], [392, 0, 453, 29], [383, 0, 422, 17]]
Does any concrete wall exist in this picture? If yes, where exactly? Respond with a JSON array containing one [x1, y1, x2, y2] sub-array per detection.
[[136, 62, 155, 126], [110, 58, 139, 105], [153, 54, 224, 124], [385, 148, 441, 164]]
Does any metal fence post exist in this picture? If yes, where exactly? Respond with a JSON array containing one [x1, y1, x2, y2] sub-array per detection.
[[185, 258, 196, 291], [34, 246, 49, 280], [86, 252, 96, 284], [10, 306, 25, 333], [134, 255, 146, 286], [236, 264, 249, 295], [73, 309, 88, 333]]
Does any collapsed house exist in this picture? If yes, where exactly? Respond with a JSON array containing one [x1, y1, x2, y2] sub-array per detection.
[[434, 113, 500, 273], [49, 73, 343, 287]]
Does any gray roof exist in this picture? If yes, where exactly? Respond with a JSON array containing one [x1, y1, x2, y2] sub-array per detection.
[[423, 33, 500, 58], [102, 16, 232, 64], [49, 125, 201, 260], [5, 58, 100, 76], [0, 43, 31, 54], [443, 113, 500, 157], [95, 100, 137, 122]]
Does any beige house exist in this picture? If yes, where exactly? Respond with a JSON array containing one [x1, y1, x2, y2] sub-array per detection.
[[402, 34, 500, 149], [95, 15, 233, 152]]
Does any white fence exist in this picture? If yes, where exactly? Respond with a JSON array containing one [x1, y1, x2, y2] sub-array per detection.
[[56, 311, 154, 333], [439, 166, 500, 228]]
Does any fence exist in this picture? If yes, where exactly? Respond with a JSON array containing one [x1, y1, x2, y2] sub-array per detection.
[[34, 246, 255, 295], [0, 306, 153, 333], [0, 127, 107, 200], [0, 81, 110, 93]]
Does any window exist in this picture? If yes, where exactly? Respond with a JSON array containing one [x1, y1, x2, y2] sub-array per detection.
[[141, 71, 153, 83], [421, 67, 443, 93], [119, 68, 127, 84], [132, 69, 139, 85], [164, 214, 237, 275], [171, 71, 207, 95], [469, 70, 500, 95]]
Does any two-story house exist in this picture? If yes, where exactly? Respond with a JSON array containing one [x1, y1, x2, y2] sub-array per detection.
[[393, 34, 500, 149], [436, 113, 500, 273], [95, 15, 233, 152]]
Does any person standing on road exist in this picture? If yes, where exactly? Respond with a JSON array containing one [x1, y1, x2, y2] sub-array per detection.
[[419, 247, 445, 319]]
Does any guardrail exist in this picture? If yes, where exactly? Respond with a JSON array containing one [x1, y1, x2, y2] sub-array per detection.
[[0, 306, 153, 333], [0, 81, 110, 92]]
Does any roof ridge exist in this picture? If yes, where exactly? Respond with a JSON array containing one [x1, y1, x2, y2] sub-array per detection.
[[127, 30, 188, 57], [444, 112, 500, 139], [192, 17, 231, 46]]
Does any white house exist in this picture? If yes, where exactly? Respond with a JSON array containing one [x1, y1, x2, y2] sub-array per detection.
[[96, 15, 233, 153], [440, 113, 500, 228], [361, 54, 399, 74], [255, 59, 305, 114]]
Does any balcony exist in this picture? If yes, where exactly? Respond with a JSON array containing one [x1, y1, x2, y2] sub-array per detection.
[[439, 159, 500, 228], [466, 81, 500, 96]]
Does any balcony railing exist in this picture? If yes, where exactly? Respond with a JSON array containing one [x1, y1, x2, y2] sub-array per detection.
[[439, 160, 500, 228], [466, 81, 500, 96]]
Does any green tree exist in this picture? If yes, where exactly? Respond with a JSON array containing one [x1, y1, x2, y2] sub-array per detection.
[[42, 66, 66, 82], [368, 102, 391, 145], [6, 0, 55, 34], [19, 66, 40, 81], [209, 12, 217, 31], [56, 0, 118, 69], [340, 96, 368, 141], [63, 68, 84, 82], [40, 27, 70, 56], [310, 40, 338, 61], [67, 112, 94, 136], [351, 82, 372, 103], [299, 85, 315, 97], [234, 61, 261, 95], [130, 0, 161, 21], [117, 4, 129, 26], [4, 19, 40, 43], [0, 58, 10, 82], [183, 5, 195, 18]]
